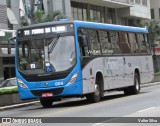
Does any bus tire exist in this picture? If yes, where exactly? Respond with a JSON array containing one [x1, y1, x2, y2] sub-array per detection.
[[40, 98, 53, 108], [124, 73, 140, 95], [86, 84, 101, 103]]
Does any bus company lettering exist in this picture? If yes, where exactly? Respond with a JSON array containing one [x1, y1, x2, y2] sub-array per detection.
[[87, 49, 113, 55]]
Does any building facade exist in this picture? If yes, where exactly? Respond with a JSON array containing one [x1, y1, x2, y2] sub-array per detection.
[[0, 0, 151, 81], [71, 0, 151, 26], [150, 0, 160, 20], [149, 0, 160, 55]]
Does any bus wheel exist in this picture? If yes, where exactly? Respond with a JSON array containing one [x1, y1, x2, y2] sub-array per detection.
[[131, 73, 140, 94], [124, 73, 140, 95], [86, 84, 101, 103], [40, 98, 53, 108]]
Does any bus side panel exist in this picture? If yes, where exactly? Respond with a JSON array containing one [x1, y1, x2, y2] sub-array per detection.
[[123, 56, 141, 87], [82, 57, 110, 94], [140, 55, 154, 83]]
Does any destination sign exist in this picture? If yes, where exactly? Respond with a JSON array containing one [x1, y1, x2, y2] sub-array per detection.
[[23, 26, 68, 36]]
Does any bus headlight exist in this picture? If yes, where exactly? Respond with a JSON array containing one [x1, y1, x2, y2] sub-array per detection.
[[67, 72, 78, 85], [17, 78, 28, 89]]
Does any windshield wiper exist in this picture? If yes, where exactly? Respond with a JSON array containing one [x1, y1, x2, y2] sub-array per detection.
[[48, 34, 60, 54]]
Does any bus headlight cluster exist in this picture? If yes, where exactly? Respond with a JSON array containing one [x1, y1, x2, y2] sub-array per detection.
[[67, 72, 78, 85], [17, 78, 28, 89]]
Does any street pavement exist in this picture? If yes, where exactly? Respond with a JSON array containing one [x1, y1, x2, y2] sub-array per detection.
[[0, 82, 160, 126], [0, 81, 159, 111]]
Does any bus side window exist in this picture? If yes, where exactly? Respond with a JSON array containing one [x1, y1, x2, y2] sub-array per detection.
[[145, 34, 151, 54], [98, 30, 112, 55], [137, 34, 147, 53], [78, 29, 89, 57], [109, 31, 122, 55], [128, 33, 139, 54], [88, 29, 101, 55], [119, 32, 131, 54]]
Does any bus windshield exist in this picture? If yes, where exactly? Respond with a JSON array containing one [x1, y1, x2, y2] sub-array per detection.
[[18, 33, 76, 75]]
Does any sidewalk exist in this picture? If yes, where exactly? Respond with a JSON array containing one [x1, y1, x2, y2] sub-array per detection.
[[0, 81, 160, 111]]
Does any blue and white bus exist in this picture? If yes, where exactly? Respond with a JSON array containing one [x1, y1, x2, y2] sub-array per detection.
[[15, 20, 154, 107]]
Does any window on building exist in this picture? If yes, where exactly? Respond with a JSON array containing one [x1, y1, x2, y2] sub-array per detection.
[[135, 0, 141, 4], [151, 9, 155, 19], [71, 2, 104, 23], [89, 5, 104, 23], [6, 0, 11, 7], [130, 0, 134, 4], [107, 8, 116, 24], [71, 2, 87, 21], [142, 0, 147, 6]]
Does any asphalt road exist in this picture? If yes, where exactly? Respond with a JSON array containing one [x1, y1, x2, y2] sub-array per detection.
[[1, 84, 160, 126]]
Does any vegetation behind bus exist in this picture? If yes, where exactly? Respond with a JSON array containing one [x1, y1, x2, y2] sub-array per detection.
[[137, 20, 160, 73], [20, 10, 67, 26]]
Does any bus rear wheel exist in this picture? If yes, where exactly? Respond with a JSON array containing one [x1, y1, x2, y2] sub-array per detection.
[[124, 73, 140, 95], [86, 84, 101, 103], [40, 98, 53, 108]]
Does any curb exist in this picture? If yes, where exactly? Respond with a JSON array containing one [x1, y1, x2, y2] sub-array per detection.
[[141, 81, 160, 88], [0, 82, 160, 111]]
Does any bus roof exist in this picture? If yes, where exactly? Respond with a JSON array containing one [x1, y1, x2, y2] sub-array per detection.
[[74, 20, 148, 33], [18, 20, 148, 33], [18, 21, 74, 30]]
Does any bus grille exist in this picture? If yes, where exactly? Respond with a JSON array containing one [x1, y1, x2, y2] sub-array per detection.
[[31, 88, 64, 96]]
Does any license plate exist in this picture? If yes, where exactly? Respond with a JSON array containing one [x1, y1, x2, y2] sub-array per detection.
[[42, 92, 53, 97]]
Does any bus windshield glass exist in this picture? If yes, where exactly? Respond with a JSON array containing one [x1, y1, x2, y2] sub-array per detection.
[[17, 24, 76, 75]]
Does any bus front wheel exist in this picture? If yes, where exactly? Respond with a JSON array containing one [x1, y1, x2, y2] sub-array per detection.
[[40, 98, 53, 108], [86, 84, 101, 103]]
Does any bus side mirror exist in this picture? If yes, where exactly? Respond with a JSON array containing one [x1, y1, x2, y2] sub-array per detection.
[[78, 35, 88, 47], [8, 37, 16, 54]]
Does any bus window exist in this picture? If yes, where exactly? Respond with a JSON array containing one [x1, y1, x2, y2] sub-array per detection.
[[18, 42, 29, 70], [109, 31, 121, 55], [98, 30, 112, 55], [144, 34, 151, 54], [119, 32, 131, 54], [128, 33, 139, 54], [88, 29, 101, 55], [137, 34, 147, 53], [78, 29, 89, 57]]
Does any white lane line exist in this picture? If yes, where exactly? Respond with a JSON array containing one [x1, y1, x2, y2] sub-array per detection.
[[138, 107, 156, 113], [94, 123, 101, 125]]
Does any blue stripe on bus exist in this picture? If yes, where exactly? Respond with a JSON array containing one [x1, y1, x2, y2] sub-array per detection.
[[74, 20, 148, 33]]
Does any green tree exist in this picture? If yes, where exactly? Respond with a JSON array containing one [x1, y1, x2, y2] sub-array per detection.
[[137, 20, 160, 47], [46, 10, 67, 22], [138, 20, 160, 72], [20, 10, 67, 26]]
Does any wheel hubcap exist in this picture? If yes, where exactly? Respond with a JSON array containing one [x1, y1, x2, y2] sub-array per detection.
[[95, 84, 100, 96], [135, 78, 139, 91]]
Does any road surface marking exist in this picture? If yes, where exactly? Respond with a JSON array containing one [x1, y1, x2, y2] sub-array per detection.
[[138, 107, 156, 113]]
